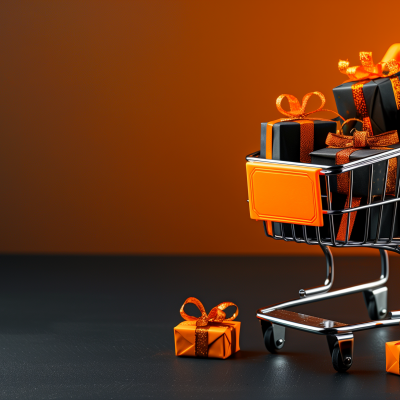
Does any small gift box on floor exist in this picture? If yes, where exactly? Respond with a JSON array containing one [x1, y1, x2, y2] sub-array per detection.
[[174, 297, 240, 359], [333, 44, 400, 136], [259, 91, 342, 236], [386, 341, 400, 375]]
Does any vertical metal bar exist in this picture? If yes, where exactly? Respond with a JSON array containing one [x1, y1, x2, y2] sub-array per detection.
[[291, 224, 301, 243], [302, 225, 310, 245], [302, 225, 306, 242], [375, 160, 389, 243], [363, 165, 374, 244], [326, 175, 336, 246], [281, 223, 287, 241], [263, 221, 270, 237], [390, 157, 400, 242], [345, 170, 354, 244], [316, 226, 323, 245]]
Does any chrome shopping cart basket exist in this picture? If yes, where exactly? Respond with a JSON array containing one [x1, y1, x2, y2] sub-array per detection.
[[246, 146, 400, 372]]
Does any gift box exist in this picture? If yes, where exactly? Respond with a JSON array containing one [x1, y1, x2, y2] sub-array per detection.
[[260, 120, 338, 161], [174, 297, 240, 359], [261, 92, 341, 235], [333, 73, 400, 135], [310, 144, 400, 197], [260, 92, 339, 162], [309, 128, 400, 241], [174, 320, 240, 359], [333, 46, 400, 135], [386, 340, 400, 375]]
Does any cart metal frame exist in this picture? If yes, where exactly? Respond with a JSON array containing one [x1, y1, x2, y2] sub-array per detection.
[[247, 148, 400, 372]]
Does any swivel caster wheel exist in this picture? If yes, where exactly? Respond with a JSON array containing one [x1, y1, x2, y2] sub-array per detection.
[[260, 321, 285, 353], [327, 333, 354, 373], [363, 287, 388, 320], [332, 344, 352, 372]]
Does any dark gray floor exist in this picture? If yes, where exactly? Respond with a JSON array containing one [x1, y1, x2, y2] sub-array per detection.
[[1, 254, 400, 399]]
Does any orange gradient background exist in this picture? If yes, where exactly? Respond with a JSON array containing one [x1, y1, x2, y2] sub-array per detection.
[[1, 0, 399, 255]]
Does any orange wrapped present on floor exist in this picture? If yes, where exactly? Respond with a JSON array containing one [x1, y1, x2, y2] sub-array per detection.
[[174, 297, 240, 359], [386, 341, 400, 374]]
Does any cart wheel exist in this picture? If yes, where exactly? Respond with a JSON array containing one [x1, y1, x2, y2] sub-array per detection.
[[263, 326, 285, 353], [366, 304, 387, 320], [332, 344, 352, 372]]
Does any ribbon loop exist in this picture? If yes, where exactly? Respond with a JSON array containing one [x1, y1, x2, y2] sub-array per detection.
[[180, 297, 239, 326], [367, 130, 399, 147], [180, 297, 207, 322], [276, 94, 302, 117], [276, 92, 326, 119], [385, 59, 400, 75]]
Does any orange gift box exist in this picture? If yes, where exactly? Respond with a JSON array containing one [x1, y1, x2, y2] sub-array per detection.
[[174, 297, 240, 359], [386, 341, 400, 374]]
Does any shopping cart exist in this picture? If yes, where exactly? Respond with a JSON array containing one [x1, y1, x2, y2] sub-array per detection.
[[246, 144, 400, 372]]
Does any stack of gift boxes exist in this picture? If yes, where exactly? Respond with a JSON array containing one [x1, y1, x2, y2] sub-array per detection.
[[262, 45, 400, 243]]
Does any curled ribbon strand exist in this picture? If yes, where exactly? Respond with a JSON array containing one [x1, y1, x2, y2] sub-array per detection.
[[339, 44, 400, 82], [180, 297, 239, 327]]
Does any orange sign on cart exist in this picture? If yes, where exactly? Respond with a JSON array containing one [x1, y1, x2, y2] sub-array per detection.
[[246, 162, 324, 227]]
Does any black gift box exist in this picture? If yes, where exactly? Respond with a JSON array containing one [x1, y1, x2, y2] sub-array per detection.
[[260, 120, 338, 160], [261, 119, 338, 237], [333, 72, 400, 135], [310, 145, 400, 197]]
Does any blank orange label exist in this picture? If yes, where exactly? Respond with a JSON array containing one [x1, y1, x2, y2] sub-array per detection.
[[246, 162, 324, 227]]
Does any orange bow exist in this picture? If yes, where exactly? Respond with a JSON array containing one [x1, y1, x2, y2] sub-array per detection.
[[180, 297, 238, 327], [326, 129, 400, 150], [339, 44, 400, 82], [276, 91, 343, 120], [327, 124, 399, 195]]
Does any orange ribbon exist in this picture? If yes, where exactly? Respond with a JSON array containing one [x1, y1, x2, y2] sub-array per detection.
[[180, 297, 238, 357], [339, 45, 400, 135], [339, 47, 400, 82], [271, 91, 344, 163], [326, 129, 400, 151], [276, 91, 343, 121], [326, 122, 399, 241]]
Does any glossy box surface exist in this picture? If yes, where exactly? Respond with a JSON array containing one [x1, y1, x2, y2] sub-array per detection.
[[333, 72, 400, 135], [174, 321, 240, 359], [386, 340, 400, 375], [260, 120, 338, 160]]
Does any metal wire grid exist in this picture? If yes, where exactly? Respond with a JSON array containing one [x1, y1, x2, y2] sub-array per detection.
[[246, 148, 400, 252]]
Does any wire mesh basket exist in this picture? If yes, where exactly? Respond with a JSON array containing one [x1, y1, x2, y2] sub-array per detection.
[[247, 147, 400, 252]]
